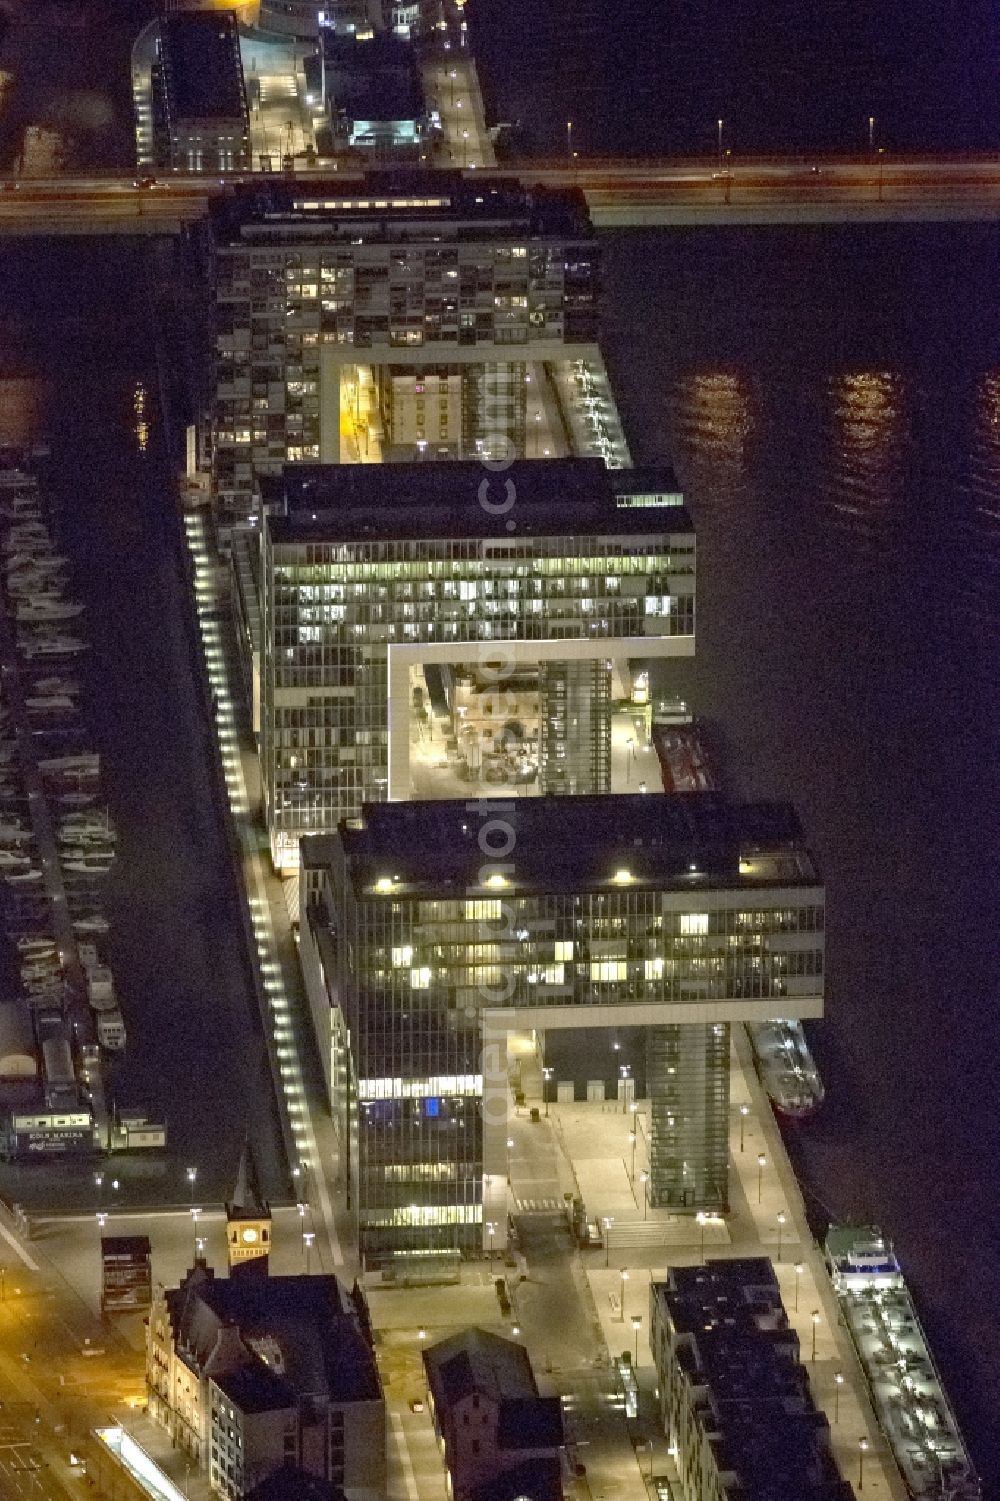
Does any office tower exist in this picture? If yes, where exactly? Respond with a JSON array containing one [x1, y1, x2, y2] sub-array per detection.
[[207, 175, 599, 528], [257, 457, 694, 868], [298, 794, 824, 1268]]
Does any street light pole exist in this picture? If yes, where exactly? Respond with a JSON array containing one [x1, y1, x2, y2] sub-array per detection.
[[631, 1314, 642, 1367], [566, 119, 573, 158], [834, 1371, 844, 1423], [811, 1310, 820, 1363], [640, 1170, 649, 1221], [619, 1267, 629, 1321], [794, 1262, 804, 1312], [739, 1104, 749, 1152], [868, 115, 875, 160], [697, 1211, 706, 1260], [858, 1438, 869, 1490], [629, 1129, 637, 1182], [543, 1066, 553, 1117], [776, 1211, 786, 1262], [717, 118, 724, 171], [756, 1153, 766, 1204], [303, 1231, 315, 1273], [603, 1217, 613, 1267]]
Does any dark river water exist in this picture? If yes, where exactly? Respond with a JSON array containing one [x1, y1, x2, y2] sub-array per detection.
[[468, 0, 1000, 1479], [0, 0, 998, 1478]]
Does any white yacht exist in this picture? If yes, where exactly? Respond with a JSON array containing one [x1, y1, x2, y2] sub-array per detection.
[[16, 599, 84, 624], [21, 634, 86, 657], [26, 694, 77, 714], [62, 850, 114, 875], [39, 752, 100, 777], [6, 552, 68, 574]]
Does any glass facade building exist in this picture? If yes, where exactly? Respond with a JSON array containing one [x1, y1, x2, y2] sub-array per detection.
[[259, 457, 695, 868], [208, 175, 599, 528], [298, 795, 824, 1266]]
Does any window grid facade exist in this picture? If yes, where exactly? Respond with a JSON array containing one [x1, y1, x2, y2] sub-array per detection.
[[320, 876, 822, 1260], [212, 207, 598, 522], [262, 528, 695, 858]]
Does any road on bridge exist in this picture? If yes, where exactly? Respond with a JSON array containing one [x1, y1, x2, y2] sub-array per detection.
[[0, 155, 998, 233]]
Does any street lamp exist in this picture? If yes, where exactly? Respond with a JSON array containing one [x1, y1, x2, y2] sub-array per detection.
[[776, 1211, 786, 1262], [619, 1267, 629, 1320], [603, 1216, 613, 1267], [186, 1166, 197, 1206], [628, 1129, 637, 1181], [96, 1212, 107, 1230], [640, 1170, 649, 1221], [868, 115, 875, 159], [418, 1326, 427, 1342], [834, 1371, 844, 1423], [303, 1231, 315, 1272], [506, 1137, 514, 1183], [696, 1210, 707, 1260], [486, 1221, 496, 1264], [858, 1437, 869, 1489], [631, 1314, 642, 1367], [717, 117, 724, 170], [191, 1206, 202, 1255], [794, 1261, 804, 1312], [543, 1065, 553, 1117], [566, 119, 573, 157], [810, 1309, 820, 1363], [756, 1152, 766, 1204], [739, 1104, 749, 1152]]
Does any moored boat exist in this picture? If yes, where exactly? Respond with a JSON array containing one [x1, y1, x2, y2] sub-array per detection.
[[826, 1226, 981, 1501], [746, 1018, 825, 1119]]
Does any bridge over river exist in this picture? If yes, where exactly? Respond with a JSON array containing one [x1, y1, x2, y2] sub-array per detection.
[[0, 155, 998, 234]]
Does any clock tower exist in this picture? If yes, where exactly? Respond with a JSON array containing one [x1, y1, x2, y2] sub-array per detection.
[[226, 1139, 271, 1278]]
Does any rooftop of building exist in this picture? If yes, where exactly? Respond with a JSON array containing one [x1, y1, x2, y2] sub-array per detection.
[[167, 1264, 381, 1404], [211, 1358, 296, 1415], [424, 1330, 563, 1452], [262, 458, 692, 545], [160, 11, 246, 124], [227, 1138, 270, 1223], [305, 793, 820, 899], [469, 1459, 564, 1501], [100, 1235, 150, 1259], [323, 31, 424, 123], [209, 171, 594, 243], [654, 1260, 854, 1501], [247, 1467, 346, 1501]]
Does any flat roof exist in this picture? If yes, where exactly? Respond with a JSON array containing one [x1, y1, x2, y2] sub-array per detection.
[[264, 458, 693, 544], [323, 32, 424, 124], [209, 172, 594, 242], [655, 1261, 853, 1500], [161, 12, 246, 124], [314, 793, 819, 897]]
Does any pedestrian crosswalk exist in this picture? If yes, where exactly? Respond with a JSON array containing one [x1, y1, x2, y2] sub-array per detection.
[[513, 1196, 565, 1214]]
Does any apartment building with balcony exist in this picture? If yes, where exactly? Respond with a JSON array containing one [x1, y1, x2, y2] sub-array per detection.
[[207, 174, 599, 527]]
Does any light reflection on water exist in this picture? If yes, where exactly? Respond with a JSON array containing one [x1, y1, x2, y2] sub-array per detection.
[[667, 371, 752, 508], [0, 376, 44, 447], [823, 370, 908, 543], [965, 372, 1000, 612]]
